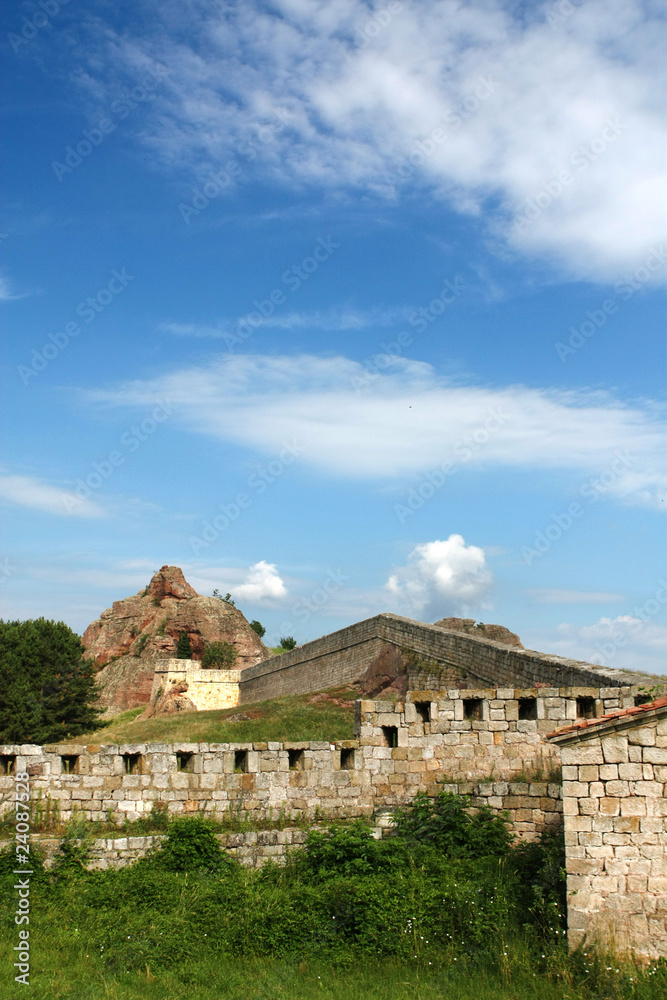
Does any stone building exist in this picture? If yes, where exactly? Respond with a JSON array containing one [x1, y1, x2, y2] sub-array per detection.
[[547, 698, 667, 960]]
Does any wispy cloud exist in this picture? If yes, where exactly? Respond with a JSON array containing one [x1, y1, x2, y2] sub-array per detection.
[[526, 589, 625, 604], [0, 473, 104, 518], [82, 353, 667, 507], [160, 306, 409, 339], [67, 0, 667, 281], [0, 270, 30, 302]]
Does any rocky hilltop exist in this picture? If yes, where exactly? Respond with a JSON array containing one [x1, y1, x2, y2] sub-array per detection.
[[433, 617, 523, 647], [83, 565, 270, 715]]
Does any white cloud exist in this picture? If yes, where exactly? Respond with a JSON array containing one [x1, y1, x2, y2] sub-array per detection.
[[0, 474, 104, 518], [231, 560, 288, 603], [161, 307, 407, 339], [530, 614, 667, 677], [82, 353, 667, 508], [70, 0, 666, 281], [385, 535, 493, 619], [0, 271, 29, 302], [188, 561, 288, 605], [526, 589, 625, 604]]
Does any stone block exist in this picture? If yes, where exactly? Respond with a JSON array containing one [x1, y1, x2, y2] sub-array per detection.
[[602, 737, 628, 764]]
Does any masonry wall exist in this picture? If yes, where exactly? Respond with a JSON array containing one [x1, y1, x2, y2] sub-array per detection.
[[150, 661, 241, 711], [551, 710, 667, 960], [236, 613, 653, 707]]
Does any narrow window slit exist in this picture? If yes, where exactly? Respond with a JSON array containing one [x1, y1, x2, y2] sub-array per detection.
[[176, 752, 194, 773], [518, 698, 537, 721], [381, 726, 398, 749], [122, 753, 141, 775], [61, 755, 79, 774], [234, 750, 248, 773], [463, 698, 483, 721]]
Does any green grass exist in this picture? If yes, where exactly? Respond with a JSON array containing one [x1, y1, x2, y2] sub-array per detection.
[[62, 687, 357, 746], [1, 937, 664, 1000]]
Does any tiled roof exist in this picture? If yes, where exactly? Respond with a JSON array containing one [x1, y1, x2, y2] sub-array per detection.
[[546, 696, 667, 740]]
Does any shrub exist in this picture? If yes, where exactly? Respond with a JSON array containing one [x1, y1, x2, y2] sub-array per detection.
[[202, 641, 238, 668], [391, 791, 513, 858], [249, 620, 266, 638], [154, 817, 234, 873], [279, 636, 297, 650], [176, 631, 192, 658]]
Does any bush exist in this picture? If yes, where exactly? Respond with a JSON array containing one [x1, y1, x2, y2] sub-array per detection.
[[391, 791, 513, 858], [249, 620, 266, 638], [279, 636, 297, 650], [153, 818, 234, 873], [0, 618, 103, 743], [176, 631, 192, 658], [202, 641, 238, 668]]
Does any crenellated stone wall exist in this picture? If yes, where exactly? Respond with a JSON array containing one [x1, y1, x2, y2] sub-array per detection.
[[3, 685, 656, 839]]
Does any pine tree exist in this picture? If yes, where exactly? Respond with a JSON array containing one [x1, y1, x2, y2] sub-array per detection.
[[0, 618, 103, 743], [176, 631, 192, 659]]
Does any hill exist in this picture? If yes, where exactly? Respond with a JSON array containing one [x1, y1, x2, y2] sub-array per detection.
[[62, 685, 358, 745], [83, 565, 269, 715]]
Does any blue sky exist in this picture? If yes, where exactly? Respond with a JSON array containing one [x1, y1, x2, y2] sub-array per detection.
[[1, 0, 666, 673]]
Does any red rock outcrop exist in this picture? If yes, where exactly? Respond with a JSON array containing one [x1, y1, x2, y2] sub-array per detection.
[[433, 617, 523, 648], [83, 566, 270, 715]]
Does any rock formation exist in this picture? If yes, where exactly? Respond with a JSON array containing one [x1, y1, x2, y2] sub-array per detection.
[[83, 566, 270, 715], [433, 617, 523, 647]]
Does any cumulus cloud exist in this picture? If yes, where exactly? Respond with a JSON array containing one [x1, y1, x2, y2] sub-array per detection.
[[0, 473, 104, 518], [68, 0, 666, 280], [231, 560, 288, 603], [385, 535, 493, 619], [82, 353, 667, 508], [188, 561, 288, 605]]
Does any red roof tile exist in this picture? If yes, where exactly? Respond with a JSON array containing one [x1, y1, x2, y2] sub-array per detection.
[[546, 696, 667, 740]]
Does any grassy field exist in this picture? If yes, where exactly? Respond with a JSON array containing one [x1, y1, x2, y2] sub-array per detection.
[[1, 938, 663, 1000], [63, 686, 357, 746]]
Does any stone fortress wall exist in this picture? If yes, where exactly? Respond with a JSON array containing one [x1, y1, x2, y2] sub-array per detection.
[[1, 683, 656, 838], [147, 612, 657, 715]]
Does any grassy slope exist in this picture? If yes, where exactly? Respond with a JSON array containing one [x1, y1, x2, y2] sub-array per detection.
[[64, 687, 357, 745]]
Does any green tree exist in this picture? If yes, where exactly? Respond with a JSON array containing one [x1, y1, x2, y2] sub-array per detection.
[[279, 636, 297, 650], [249, 620, 266, 638], [176, 631, 192, 659], [0, 618, 103, 743], [212, 589, 236, 606], [202, 641, 238, 669]]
